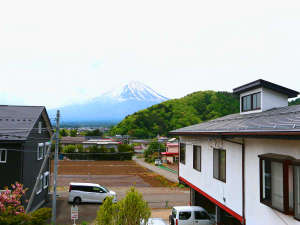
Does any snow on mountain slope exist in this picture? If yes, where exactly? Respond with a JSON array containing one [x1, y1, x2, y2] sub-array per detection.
[[101, 81, 168, 102], [49, 81, 169, 122]]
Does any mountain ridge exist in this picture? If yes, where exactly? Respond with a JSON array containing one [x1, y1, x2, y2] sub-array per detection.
[[49, 81, 168, 122]]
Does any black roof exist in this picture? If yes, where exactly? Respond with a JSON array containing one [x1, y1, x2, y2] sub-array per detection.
[[0, 105, 52, 141], [170, 105, 300, 136], [233, 79, 299, 98]]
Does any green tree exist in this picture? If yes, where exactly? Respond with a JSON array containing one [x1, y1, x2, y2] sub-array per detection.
[[144, 141, 165, 162], [96, 187, 151, 225], [109, 91, 239, 138], [85, 129, 103, 137], [289, 97, 300, 106], [118, 144, 134, 153], [59, 128, 68, 137], [70, 129, 78, 137], [62, 145, 76, 153]]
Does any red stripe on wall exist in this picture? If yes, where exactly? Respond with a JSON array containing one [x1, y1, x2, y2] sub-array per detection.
[[179, 176, 245, 223]]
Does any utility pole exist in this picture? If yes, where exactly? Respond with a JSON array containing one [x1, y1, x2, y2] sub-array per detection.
[[51, 110, 60, 225]]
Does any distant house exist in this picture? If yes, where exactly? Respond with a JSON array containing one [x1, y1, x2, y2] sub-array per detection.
[[82, 138, 120, 151], [133, 145, 145, 154], [171, 80, 300, 224], [161, 142, 179, 164], [0, 105, 53, 212], [130, 139, 151, 153], [60, 136, 86, 147]]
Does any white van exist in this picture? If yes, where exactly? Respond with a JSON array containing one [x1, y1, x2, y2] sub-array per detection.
[[68, 182, 117, 204], [169, 206, 215, 225]]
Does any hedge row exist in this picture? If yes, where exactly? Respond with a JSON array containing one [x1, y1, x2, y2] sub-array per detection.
[[60, 152, 133, 161]]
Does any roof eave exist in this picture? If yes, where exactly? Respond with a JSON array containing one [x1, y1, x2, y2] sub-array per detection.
[[233, 79, 299, 98], [169, 131, 300, 137]]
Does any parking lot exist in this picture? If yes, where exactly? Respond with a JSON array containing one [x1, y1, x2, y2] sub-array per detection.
[[48, 160, 189, 224]]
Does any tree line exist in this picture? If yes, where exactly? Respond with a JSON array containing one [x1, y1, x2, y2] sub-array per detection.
[[110, 91, 240, 138]]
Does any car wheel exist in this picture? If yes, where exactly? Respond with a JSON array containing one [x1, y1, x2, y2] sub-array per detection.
[[73, 197, 81, 205]]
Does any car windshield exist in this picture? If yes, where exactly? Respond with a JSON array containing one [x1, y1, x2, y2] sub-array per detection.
[[101, 186, 109, 192]]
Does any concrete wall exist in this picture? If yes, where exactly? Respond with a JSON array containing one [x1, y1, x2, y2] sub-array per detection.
[[245, 138, 300, 225], [179, 136, 243, 217]]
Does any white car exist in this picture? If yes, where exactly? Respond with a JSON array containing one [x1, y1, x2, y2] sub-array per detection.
[[169, 206, 215, 225], [68, 182, 117, 204]]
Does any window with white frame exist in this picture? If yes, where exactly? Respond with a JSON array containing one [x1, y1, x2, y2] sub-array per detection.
[[213, 148, 226, 182], [193, 145, 201, 171], [0, 149, 7, 163], [44, 142, 50, 157], [37, 143, 44, 160], [38, 121, 42, 134], [36, 175, 43, 195], [242, 92, 261, 112], [43, 171, 49, 189], [180, 143, 186, 164]]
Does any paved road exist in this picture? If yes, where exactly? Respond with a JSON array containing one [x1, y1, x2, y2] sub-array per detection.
[[134, 157, 179, 183]]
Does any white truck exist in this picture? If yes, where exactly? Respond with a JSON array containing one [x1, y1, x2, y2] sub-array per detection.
[[169, 206, 215, 225]]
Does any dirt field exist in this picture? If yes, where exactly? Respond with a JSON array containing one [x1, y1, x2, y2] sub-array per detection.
[[48, 160, 189, 224], [51, 160, 177, 187]]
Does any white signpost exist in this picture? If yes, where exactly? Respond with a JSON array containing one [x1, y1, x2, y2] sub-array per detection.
[[71, 205, 79, 225]]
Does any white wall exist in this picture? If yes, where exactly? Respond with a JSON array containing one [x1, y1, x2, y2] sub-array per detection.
[[179, 136, 243, 217], [262, 88, 288, 111], [179, 136, 300, 225], [245, 138, 300, 225]]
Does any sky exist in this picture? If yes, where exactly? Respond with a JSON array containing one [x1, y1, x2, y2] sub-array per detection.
[[1, 0, 300, 109]]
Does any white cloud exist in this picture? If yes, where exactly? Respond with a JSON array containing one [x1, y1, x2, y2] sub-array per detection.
[[0, 0, 300, 108]]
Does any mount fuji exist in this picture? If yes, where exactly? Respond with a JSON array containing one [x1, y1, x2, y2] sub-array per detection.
[[49, 81, 168, 123]]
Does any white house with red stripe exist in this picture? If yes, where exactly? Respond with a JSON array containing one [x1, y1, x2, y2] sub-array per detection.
[[170, 80, 300, 225]]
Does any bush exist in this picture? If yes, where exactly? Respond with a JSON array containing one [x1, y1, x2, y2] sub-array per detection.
[[96, 187, 151, 225], [0, 182, 51, 225], [29, 208, 52, 225], [0, 208, 51, 225], [62, 145, 76, 153], [118, 144, 134, 153], [96, 197, 117, 225]]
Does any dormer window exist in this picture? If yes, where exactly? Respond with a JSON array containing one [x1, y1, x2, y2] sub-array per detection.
[[242, 92, 261, 112], [233, 79, 299, 114]]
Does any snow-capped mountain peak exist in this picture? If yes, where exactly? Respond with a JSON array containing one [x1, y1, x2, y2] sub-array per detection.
[[103, 81, 168, 102], [49, 81, 169, 122]]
